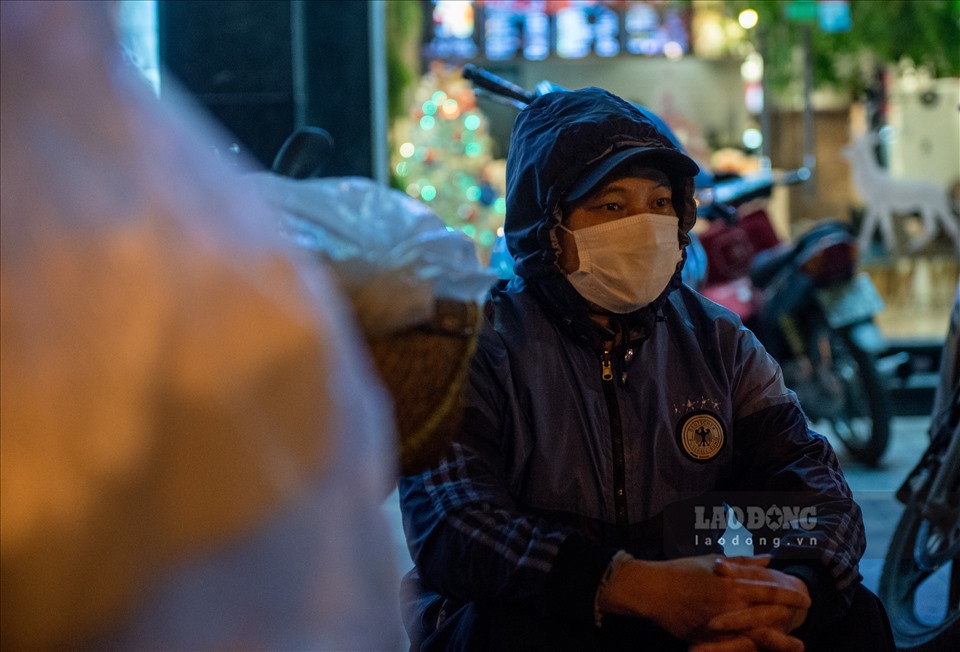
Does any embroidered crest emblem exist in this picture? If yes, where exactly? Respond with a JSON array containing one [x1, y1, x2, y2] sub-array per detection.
[[676, 411, 725, 462]]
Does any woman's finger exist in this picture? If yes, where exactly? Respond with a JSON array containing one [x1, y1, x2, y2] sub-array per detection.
[[742, 626, 806, 652], [689, 634, 759, 652], [708, 605, 795, 632], [733, 579, 812, 609], [716, 555, 772, 569], [714, 556, 772, 578]]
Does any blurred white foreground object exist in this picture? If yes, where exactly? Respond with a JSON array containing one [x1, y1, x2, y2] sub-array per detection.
[[0, 1, 401, 649]]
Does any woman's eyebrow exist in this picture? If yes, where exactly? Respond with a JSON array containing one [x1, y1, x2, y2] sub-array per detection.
[[599, 179, 671, 194]]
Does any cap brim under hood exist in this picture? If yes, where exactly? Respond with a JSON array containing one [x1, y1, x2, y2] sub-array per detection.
[[564, 146, 700, 204]]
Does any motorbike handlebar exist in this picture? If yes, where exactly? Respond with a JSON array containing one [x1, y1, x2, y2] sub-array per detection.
[[462, 64, 537, 106]]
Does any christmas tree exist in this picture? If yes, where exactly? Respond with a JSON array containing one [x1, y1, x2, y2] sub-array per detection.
[[391, 61, 506, 263]]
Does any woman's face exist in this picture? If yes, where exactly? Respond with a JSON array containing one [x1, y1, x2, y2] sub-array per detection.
[[556, 170, 676, 274]]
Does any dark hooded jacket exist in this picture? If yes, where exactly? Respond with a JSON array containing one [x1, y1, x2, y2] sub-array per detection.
[[398, 88, 865, 649]]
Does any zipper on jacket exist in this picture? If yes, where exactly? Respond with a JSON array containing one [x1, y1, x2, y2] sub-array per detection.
[[601, 349, 628, 543], [601, 350, 614, 381]]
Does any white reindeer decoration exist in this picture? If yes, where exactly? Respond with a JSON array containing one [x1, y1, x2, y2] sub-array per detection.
[[843, 133, 960, 256]]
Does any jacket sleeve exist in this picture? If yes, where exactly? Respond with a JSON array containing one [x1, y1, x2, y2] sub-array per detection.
[[728, 330, 865, 621], [398, 328, 613, 626]]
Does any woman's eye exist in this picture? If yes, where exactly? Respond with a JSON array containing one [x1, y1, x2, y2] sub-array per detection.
[[655, 197, 670, 208], [603, 202, 622, 212]]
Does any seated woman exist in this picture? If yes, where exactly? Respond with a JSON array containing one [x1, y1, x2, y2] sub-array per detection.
[[399, 86, 895, 652]]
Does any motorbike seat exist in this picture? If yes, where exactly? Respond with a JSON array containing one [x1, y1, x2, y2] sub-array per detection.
[[750, 242, 795, 289], [750, 220, 855, 289]]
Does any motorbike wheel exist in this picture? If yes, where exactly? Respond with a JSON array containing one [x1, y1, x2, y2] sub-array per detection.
[[809, 324, 892, 466], [878, 492, 960, 652]]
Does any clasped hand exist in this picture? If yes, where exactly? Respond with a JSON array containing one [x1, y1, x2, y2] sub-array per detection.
[[597, 554, 811, 652]]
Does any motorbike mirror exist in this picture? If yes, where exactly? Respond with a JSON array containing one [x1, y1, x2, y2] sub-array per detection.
[[271, 127, 334, 179]]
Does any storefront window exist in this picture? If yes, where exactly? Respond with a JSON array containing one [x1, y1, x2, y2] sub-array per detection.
[[426, 0, 690, 63]]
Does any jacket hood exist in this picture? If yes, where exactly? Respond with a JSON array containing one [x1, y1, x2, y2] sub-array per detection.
[[502, 87, 698, 344]]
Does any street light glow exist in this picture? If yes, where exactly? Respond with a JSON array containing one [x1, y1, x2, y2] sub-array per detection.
[[742, 128, 763, 150], [739, 9, 759, 30]]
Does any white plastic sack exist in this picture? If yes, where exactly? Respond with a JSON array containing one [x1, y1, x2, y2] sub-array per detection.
[[0, 2, 401, 649], [254, 174, 498, 336]]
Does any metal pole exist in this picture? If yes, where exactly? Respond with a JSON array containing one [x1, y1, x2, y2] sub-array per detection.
[[368, 0, 389, 186], [758, 26, 772, 166], [802, 25, 816, 194], [291, 0, 307, 129]]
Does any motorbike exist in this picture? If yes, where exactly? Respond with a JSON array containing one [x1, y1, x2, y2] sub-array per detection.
[[692, 173, 901, 466], [878, 288, 960, 652], [464, 63, 899, 466]]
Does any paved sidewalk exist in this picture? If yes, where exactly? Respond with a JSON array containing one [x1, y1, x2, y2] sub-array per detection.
[[816, 414, 955, 629], [817, 416, 930, 592]]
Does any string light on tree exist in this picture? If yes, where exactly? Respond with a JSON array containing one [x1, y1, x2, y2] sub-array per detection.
[[391, 61, 506, 262]]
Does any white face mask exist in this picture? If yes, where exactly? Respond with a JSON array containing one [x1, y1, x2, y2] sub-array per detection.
[[561, 213, 681, 313]]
